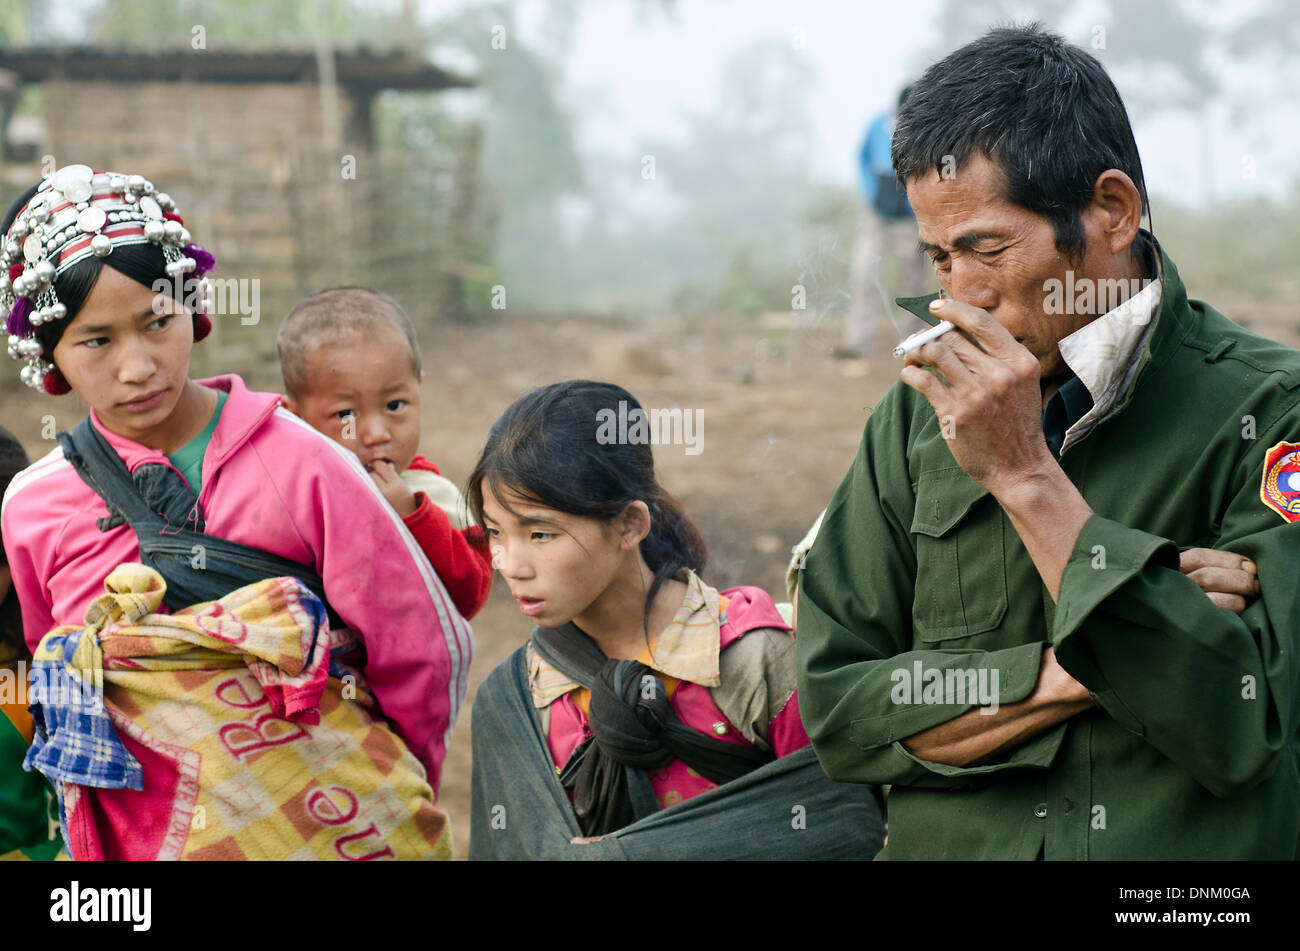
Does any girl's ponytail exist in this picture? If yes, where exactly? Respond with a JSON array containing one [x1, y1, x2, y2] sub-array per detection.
[[640, 488, 708, 616]]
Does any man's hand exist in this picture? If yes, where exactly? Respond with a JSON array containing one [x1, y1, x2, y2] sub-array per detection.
[[898, 298, 1054, 496], [1181, 548, 1260, 613], [902, 556, 1263, 766], [898, 297, 1094, 600], [901, 646, 1093, 767], [369, 460, 418, 517]]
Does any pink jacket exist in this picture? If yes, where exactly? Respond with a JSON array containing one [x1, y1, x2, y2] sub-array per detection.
[[0, 375, 472, 791]]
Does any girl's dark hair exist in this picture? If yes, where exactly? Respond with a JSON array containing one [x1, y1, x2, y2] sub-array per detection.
[[2, 184, 199, 368], [467, 380, 707, 630], [0, 426, 31, 659]]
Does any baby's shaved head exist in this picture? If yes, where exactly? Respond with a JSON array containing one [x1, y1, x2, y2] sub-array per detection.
[[277, 286, 423, 398]]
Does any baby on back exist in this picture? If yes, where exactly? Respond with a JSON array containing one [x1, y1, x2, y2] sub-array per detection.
[[277, 286, 492, 618]]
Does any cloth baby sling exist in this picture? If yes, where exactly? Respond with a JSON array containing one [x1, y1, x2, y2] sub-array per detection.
[[56, 416, 339, 628], [469, 643, 886, 860], [533, 622, 775, 837]]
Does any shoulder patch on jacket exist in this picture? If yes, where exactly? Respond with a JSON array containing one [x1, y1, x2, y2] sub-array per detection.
[[1260, 440, 1300, 522]]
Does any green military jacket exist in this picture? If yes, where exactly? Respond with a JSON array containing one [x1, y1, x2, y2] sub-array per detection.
[[796, 239, 1300, 859]]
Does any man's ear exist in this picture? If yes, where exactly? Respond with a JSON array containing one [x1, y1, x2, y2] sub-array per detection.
[[617, 500, 652, 550], [1090, 169, 1143, 256]]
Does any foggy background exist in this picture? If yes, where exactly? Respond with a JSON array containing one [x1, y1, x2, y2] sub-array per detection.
[[5, 0, 1297, 326]]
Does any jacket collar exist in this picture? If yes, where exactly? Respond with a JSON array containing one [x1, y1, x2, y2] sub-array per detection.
[[89, 374, 280, 477]]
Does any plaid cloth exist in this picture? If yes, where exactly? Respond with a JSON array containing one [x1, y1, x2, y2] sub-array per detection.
[[25, 629, 144, 793]]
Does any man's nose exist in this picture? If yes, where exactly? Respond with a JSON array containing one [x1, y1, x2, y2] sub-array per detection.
[[948, 258, 997, 312]]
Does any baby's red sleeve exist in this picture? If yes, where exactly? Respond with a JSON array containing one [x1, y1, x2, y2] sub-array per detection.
[[402, 493, 494, 619]]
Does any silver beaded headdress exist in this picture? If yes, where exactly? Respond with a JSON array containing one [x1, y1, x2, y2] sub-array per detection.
[[2, 164, 215, 390]]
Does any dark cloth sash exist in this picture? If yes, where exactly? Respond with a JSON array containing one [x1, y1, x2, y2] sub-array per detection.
[[57, 416, 340, 629], [468, 645, 886, 860], [531, 622, 773, 837]]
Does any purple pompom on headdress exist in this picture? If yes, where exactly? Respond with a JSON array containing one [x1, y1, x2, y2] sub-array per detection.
[[185, 243, 216, 278], [6, 297, 33, 337]]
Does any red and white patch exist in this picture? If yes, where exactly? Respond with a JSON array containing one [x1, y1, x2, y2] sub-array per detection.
[[1260, 441, 1300, 523]]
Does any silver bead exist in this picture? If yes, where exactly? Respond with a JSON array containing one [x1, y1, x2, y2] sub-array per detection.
[[34, 260, 56, 283], [144, 220, 165, 243], [10, 218, 29, 240], [5, 240, 18, 256], [91, 234, 113, 257], [141, 180, 154, 195], [127, 174, 146, 194], [155, 192, 175, 211], [50, 302, 67, 321], [37, 307, 51, 324], [178, 227, 191, 245], [75, 201, 88, 211], [0, 277, 9, 295], [163, 220, 183, 243], [19, 364, 34, 385], [109, 175, 127, 193], [29, 204, 49, 224], [12, 274, 29, 296]]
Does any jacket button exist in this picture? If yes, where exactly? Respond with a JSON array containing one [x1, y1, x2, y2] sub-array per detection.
[[1034, 803, 1048, 818]]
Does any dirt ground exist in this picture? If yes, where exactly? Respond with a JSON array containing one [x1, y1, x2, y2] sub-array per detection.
[[1, 292, 1295, 859]]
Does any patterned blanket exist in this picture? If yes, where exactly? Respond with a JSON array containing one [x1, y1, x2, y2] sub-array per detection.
[[25, 563, 450, 860]]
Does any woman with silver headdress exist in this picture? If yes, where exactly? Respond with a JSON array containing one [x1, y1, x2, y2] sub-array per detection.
[[0, 165, 470, 860]]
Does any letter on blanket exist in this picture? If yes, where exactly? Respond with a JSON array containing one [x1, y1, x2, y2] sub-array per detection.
[[334, 824, 396, 861], [218, 712, 308, 760], [308, 786, 360, 826], [215, 677, 269, 710]]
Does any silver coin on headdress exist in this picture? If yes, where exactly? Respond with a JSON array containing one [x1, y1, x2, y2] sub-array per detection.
[[56, 164, 95, 203], [77, 207, 107, 234]]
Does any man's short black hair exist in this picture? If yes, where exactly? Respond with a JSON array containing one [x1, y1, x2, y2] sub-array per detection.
[[892, 23, 1149, 263]]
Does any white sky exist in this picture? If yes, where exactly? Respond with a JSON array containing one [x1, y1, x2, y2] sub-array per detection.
[[37, 0, 1300, 208], [524, 0, 1300, 209]]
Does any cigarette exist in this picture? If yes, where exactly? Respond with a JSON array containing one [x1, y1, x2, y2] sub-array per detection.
[[892, 320, 955, 358]]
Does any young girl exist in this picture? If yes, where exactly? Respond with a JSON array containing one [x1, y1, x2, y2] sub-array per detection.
[[1, 166, 469, 859], [466, 380, 883, 859]]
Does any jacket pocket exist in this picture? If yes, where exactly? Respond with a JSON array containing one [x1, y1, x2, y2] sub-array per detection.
[[910, 468, 1008, 642]]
